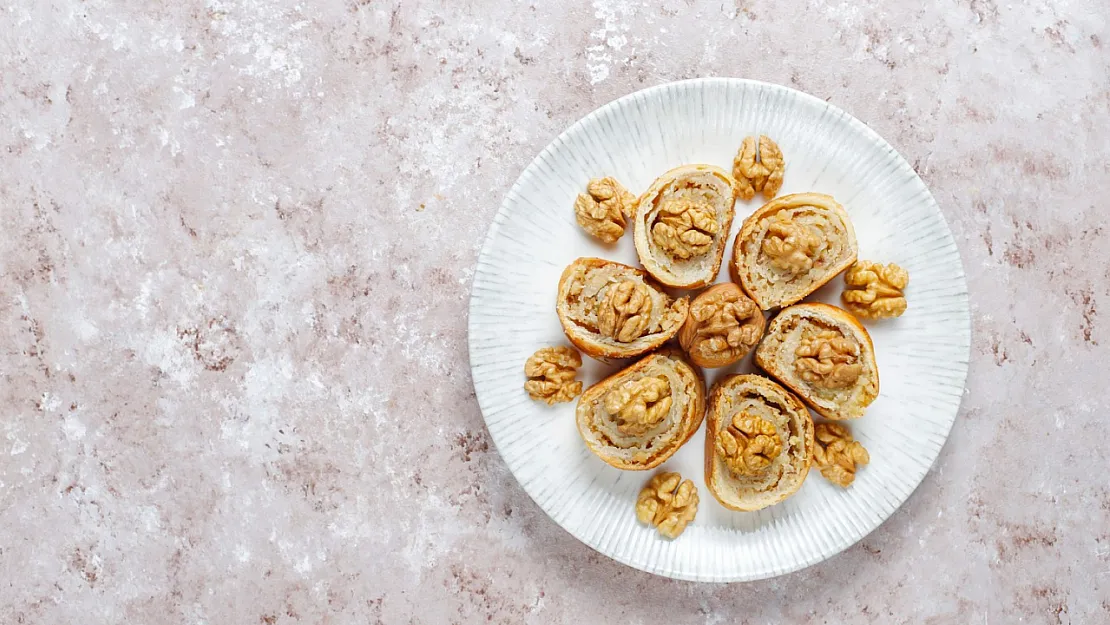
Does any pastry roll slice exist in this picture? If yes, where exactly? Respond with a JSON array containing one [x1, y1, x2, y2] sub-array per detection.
[[633, 164, 737, 289], [754, 303, 879, 420], [705, 374, 814, 511], [576, 350, 706, 470], [730, 192, 858, 310], [556, 258, 689, 360]]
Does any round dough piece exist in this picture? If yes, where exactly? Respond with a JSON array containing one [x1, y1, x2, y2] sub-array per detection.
[[678, 283, 765, 368], [730, 192, 858, 310], [633, 164, 737, 289], [576, 350, 706, 470], [704, 374, 814, 511]]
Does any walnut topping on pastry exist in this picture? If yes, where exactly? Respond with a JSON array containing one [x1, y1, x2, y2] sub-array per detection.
[[794, 330, 863, 390], [597, 280, 653, 342], [574, 177, 635, 243], [761, 213, 822, 274], [635, 472, 699, 539], [523, 346, 583, 404], [650, 196, 721, 260], [557, 258, 690, 360], [733, 135, 785, 201], [678, 283, 764, 368], [716, 412, 783, 476], [813, 422, 870, 487], [842, 261, 909, 319], [603, 376, 672, 436]]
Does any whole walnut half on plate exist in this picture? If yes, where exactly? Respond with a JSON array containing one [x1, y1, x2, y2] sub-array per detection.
[[574, 177, 636, 243], [523, 346, 583, 405], [813, 422, 870, 487], [733, 135, 785, 201], [678, 283, 765, 368], [636, 472, 699, 539], [842, 261, 909, 319]]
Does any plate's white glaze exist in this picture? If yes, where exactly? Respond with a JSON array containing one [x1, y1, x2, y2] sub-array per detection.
[[467, 78, 970, 582]]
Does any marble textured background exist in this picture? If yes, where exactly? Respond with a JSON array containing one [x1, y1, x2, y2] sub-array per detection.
[[0, 0, 1107, 623]]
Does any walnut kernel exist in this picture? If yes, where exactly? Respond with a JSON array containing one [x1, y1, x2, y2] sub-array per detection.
[[716, 413, 783, 476], [574, 177, 635, 243], [762, 214, 822, 274], [678, 284, 764, 368], [597, 280, 653, 342], [842, 261, 909, 319], [635, 472, 699, 539], [794, 330, 862, 389], [813, 422, 870, 487], [733, 135, 785, 201], [651, 196, 720, 260], [524, 346, 583, 404], [603, 376, 672, 436]]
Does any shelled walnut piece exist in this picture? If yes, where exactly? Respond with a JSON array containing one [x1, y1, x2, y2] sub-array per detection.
[[716, 413, 783, 476], [813, 422, 870, 487], [651, 196, 721, 260], [678, 283, 765, 368], [733, 135, 785, 201], [603, 376, 673, 436], [794, 330, 863, 390], [635, 472, 699, 539], [523, 346, 583, 404], [597, 280, 653, 342], [762, 214, 821, 274], [574, 177, 636, 243], [842, 261, 909, 319]]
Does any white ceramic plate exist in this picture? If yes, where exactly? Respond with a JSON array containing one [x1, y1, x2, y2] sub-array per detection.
[[468, 78, 970, 582]]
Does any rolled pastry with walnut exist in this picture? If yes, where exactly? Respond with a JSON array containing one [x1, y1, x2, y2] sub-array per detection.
[[705, 374, 814, 511], [678, 283, 765, 368], [754, 303, 879, 420], [556, 257, 689, 360], [730, 192, 858, 310], [576, 350, 706, 470], [633, 164, 737, 289]]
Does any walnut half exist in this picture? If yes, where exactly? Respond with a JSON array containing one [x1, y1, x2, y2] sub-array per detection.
[[716, 412, 783, 476], [603, 376, 672, 436], [842, 261, 909, 319], [678, 283, 765, 368], [813, 422, 870, 487], [762, 213, 821, 275], [635, 472, 699, 539], [651, 196, 720, 260], [597, 280, 653, 343], [574, 177, 636, 243], [733, 135, 785, 201], [794, 330, 862, 390], [524, 346, 583, 404]]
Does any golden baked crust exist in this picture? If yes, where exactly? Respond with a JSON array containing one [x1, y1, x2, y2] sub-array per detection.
[[755, 303, 879, 420], [635, 472, 699, 538], [729, 193, 858, 310], [704, 374, 814, 511], [556, 258, 689, 360], [677, 283, 765, 368], [576, 350, 706, 470], [633, 164, 737, 289]]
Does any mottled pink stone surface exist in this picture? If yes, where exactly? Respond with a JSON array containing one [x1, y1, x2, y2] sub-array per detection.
[[0, 0, 1107, 622]]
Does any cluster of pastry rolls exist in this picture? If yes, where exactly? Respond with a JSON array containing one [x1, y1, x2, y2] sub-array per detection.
[[521, 132, 915, 538]]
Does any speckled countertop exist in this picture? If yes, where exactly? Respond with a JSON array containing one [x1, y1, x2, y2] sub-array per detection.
[[0, 1, 1107, 623]]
